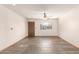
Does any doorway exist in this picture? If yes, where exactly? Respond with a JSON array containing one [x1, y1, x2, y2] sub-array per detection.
[[28, 22, 35, 37]]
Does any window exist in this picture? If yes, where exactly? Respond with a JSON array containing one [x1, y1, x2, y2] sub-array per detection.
[[40, 22, 52, 30]]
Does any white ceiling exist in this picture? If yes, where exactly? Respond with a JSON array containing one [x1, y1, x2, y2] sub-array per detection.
[[3, 4, 78, 19]]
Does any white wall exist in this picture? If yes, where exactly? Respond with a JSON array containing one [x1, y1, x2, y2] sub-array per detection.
[[59, 7, 79, 48], [27, 18, 58, 36], [0, 5, 28, 51]]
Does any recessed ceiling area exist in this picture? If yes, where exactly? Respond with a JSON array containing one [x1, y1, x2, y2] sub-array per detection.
[[2, 4, 78, 19]]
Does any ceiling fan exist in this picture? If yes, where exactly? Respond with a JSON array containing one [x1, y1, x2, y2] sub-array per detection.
[[43, 12, 48, 20]]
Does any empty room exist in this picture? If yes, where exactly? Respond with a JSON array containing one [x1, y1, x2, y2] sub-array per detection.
[[0, 4, 79, 54]]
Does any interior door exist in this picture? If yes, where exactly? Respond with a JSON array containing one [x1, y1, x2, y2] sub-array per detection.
[[28, 22, 35, 37]]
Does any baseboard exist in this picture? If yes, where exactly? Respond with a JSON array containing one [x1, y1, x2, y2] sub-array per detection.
[[0, 35, 27, 51], [59, 36, 79, 48]]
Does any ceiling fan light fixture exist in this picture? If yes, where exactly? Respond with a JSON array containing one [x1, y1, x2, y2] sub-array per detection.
[[44, 12, 47, 18], [43, 12, 48, 20]]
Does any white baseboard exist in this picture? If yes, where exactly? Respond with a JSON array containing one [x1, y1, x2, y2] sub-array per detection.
[[0, 35, 27, 51], [59, 35, 79, 48]]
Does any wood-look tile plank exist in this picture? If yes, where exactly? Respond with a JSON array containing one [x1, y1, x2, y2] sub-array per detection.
[[0, 36, 79, 54]]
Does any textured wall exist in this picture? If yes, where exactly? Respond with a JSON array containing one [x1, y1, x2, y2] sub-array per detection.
[[59, 7, 79, 48], [27, 18, 58, 36], [0, 5, 28, 51]]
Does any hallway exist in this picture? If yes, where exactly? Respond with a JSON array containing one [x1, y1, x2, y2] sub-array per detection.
[[0, 36, 79, 54]]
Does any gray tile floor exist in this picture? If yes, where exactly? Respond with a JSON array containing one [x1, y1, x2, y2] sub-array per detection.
[[0, 36, 79, 54]]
